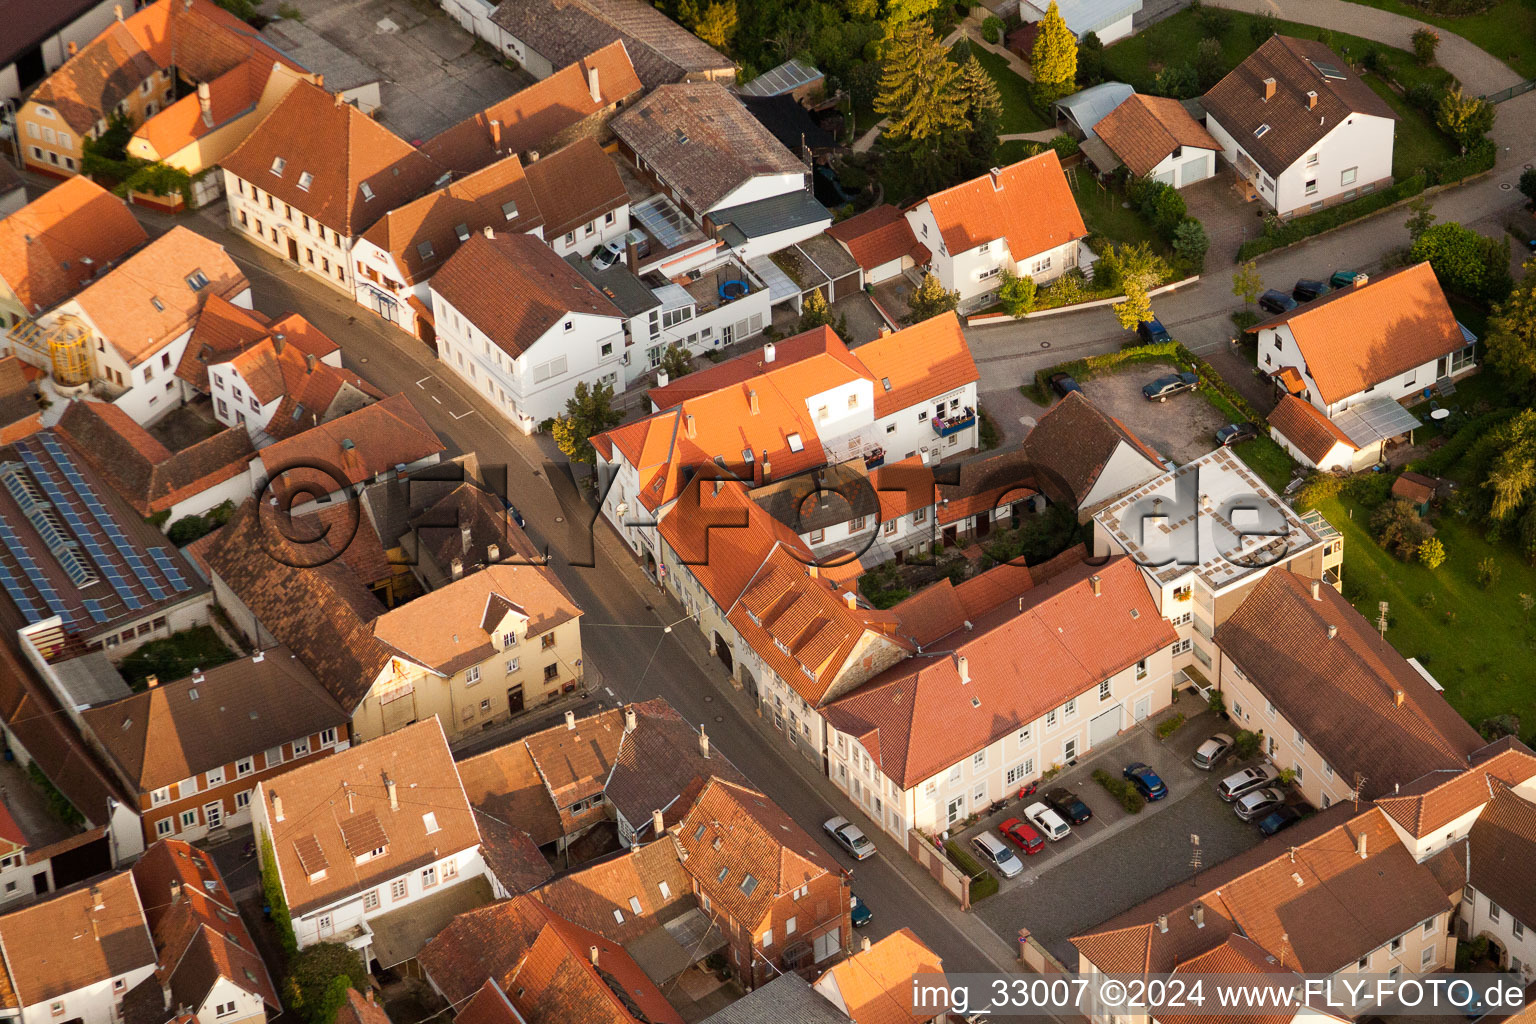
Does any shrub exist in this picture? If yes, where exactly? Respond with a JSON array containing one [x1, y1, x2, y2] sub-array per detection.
[[1194, 1, 1231, 35], [1233, 729, 1264, 760], [1424, 140, 1497, 187], [1371, 499, 1430, 561], [1076, 32, 1105, 85], [1418, 536, 1446, 569], [1237, 174, 1426, 260], [1194, 37, 1224, 91], [1342, 472, 1393, 509], [167, 514, 210, 546], [1092, 769, 1147, 813], [1152, 63, 1198, 99], [1411, 220, 1513, 303], [1408, 409, 1517, 476], [1207, 689, 1226, 717], [1172, 218, 1209, 271], [26, 762, 84, 826], [1049, 133, 1080, 158], [1522, 167, 1536, 208], [1477, 556, 1502, 589], [1292, 473, 1344, 511], [1480, 713, 1520, 740], [998, 269, 1037, 317], [1406, 81, 1438, 110], [283, 944, 368, 1024], [1042, 268, 1087, 307], [260, 832, 297, 955], [982, 15, 1004, 42], [1248, 12, 1278, 45], [944, 841, 998, 902], [1411, 27, 1439, 65], [1231, 310, 1260, 331], [1155, 712, 1186, 740]]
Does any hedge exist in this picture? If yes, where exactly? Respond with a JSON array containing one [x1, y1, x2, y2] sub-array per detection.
[[1407, 408, 1518, 477], [1155, 712, 1186, 740], [944, 840, 1000, 902], [1091, 768, 1146, 813], [1237, 174, 1427, 262]]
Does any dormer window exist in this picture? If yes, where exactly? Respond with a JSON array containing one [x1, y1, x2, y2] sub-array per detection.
[[360, 181, 375, 202], [423, 811, 440, 834], [270, 157, 286, 177], [501, 200, 518, 220], [455, 223, 470, 241], [417, 241, 436, 261], [787, 433, 804, 453], [150, 296, 165, 312], [186, 270, 209, 291], [298, 171, 313, 191]]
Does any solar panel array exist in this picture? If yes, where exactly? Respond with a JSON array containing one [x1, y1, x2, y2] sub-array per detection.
[[0, 519, 77, 626], [148, 548, 191, 592], [1, 463, 98, 587], [17, 444, 144, 612]]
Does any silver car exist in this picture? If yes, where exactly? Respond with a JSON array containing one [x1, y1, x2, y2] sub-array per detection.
[[1218, 763, 1280, 802], [1234, 787, 1287, 821], [823, 816, 877, 860], [1192, 733, 1234, 770]]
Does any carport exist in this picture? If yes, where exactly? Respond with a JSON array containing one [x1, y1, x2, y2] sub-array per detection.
[[1333, 397, 1422, 464], [755, 236, 863, 314]]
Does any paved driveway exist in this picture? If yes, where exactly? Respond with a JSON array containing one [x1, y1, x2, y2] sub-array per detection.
[[970, 703, 1268, 965], [1078, 363, 1228, 463]]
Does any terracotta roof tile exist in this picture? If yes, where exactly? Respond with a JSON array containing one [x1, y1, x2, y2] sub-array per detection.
[[223, 79, 439, 237], [605, 698, 748, 833], [174, 294, 274, 391], [676, 778, 838, 928], [611, 83, 805, 213], [419, 896, 549, 1007], [430, 232, 621, 358], [1093, 93, 1221, 177], [359, 155, 543, 287], [824, 557, 1174, 788], [1215, 570, 1483, 798], [256, 392, 444, 498], [1249, 264, 1467, 405], [1022, 390, 1163, 506], [0, 870, 155, 1006], [0, 176, 146, 317], [815, 928, 944, 1024], [534, 838, 691, 942], [454, 981, 521, 1024], [475, 812, 554, 894], [525, 708, 626, 826], [1202, 36, 1395, 179], [1392, 470, 1437, 505], [825, 205, 926, 272], [421, 42, 641, 176], [1376, 743, 1536, 837], [645, 325, 845, 409], [457, 741, 564, 848], [513, 909, 683, 1024], [69, 226, 246, 366], [130, 58, 272, 160], [257, 719, 479, 917], [336, 989, 391, 1024], [1267, 394, 1358, 464], [920, 152, 1086, 262], [855, 312, 977, 419], [1468, 788, 1536, 927], [523, 138, 628, 239]]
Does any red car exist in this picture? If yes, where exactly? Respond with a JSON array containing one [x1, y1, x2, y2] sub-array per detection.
[[999, 817, 1045, 855]]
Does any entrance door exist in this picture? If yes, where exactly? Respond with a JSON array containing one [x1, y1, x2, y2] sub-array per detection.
[[508, 685, 524, 715], [1134, 696, 1151, 721], [286, 236, 299, 263], [946, 796, 965, 826], [204, 801, 224, 831]]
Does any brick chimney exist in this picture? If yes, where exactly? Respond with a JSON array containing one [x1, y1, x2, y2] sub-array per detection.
[[747, 388, 759, 414], [699, 725, 710, 758], [1090, 574, 1102, 596], [489, 119, 501, 152], [685, 413, 697, 439], [68, 41, 78, 56], [1262, 77, 1276, 101], [146, 674, 159, 688], [1310, 579, 1321, 601], [304, 351, 317, 372], [1356, 832, 1367, 858], [334, 91, 344, 108], [385, 773, 398, 811], [652, 809, 665, 834], [487, 543, 500, 563], [114, 4, 123, 20], [450, 557, 463, 580], [1306, 90, 1318, 109], [843, 591, 856, 610], [565, 710, 577, 730], [956, 654, 969, 684], [272, 791, 284, 822], [625, 706, 637, 732]]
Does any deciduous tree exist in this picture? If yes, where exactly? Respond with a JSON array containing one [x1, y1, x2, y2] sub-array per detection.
[[694, 0, 738, 48], [905, 271, 961, 323], [1485, 261, 1536, 393], [1232, 260, 1262, 307], [659, 342, 694, 381], [1435, 85, 1495, 152], [1112, 281, 1153, 330], [550, 380, 622, 464], [1410, 221, 1512, 302]]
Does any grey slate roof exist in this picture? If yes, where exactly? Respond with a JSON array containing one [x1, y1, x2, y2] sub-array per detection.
[[709, 190, 831, 240], [612, 83, 807, 213], [699, 974, 851, 1024], [565, 254, 663, 319]]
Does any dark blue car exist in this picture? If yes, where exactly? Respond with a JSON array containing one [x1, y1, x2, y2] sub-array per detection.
[[1257, 806, 1302, 836], [1123, 762, 1168, 801], [1137, 318, 1172, 345], [850, 894, 871, 928]]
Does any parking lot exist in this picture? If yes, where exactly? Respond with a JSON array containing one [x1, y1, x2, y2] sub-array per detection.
[[264, 0, 534, 143], [1079, 363, 1232, 465], [960, 694, 1274, 964]]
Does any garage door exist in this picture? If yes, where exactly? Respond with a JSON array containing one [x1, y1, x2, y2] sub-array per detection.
[[1179, 153, 1210, 185], [1090, 704, 1123, 747], [1152, 169, 1176, 187]]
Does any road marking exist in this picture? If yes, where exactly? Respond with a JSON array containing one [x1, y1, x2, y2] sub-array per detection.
[[450, 409, 477, 420], [605, 687, 615, 697], [415, 376, 433, 388]]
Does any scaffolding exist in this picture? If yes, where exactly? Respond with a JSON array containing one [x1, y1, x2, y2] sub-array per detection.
[[5, 313, 94, 387]]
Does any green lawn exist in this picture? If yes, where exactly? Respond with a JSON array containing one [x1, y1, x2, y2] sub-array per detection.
[[1233, 436, 1299, 491], [1330, 0, 1536, 81], [1366, 76, 1459, 178], [1103, 8, 1458, 95], [1070, 176, 1165, 250], [971, 47, 1051, 133], [119, 625, 237, 691], [1305, 496, 1536, 740]]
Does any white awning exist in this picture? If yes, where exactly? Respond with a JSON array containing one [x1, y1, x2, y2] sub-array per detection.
[[1332, 397, 1422, 447]]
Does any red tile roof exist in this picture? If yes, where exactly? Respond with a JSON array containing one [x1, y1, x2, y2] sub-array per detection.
[[430, 231, 622, 358], [130, 57, 275, 160], [524, 138, 628, 240], [825, 205, 927, 272], [174, 294, 273, 391], [815, 928, 945, 1024], [256, 391, 444, 498], [1466, 785, 1536, 930], [1392, 470, 1437, 505], [1267, 393, 1357, 464], [1248, 264, 1467, 405], [919, 152, 1087, 261], [855, 312, 977, 418], [1022, 390, 1164, 506], [644, 326, 846, 409], [1092, 93, 1222, 177], [0, 176, 147, 317], [0, 870, 155, 1007], [825, 556, 1174, 788], [1375, 742, 1536, 838]]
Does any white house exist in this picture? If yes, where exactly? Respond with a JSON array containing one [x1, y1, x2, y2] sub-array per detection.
[[1202, 35, 1396, 217], [207, 331, 381, 443], [1090, 93, 1222, 187], [1017, 0, 1141, 45], [825, 205, 930, 285], [1022, 390, 1166, 519], [0, 871, 157, 1024], [905, 152, 1089, 308], [1251, 263, 1477, 466], [252, 719, 486, 961], [1266, 394, 1366, 472], [823, 557, 1177, 838], [431, 230, 626, 434]]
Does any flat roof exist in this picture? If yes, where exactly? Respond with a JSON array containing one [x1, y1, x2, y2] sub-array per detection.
[[565, 254, 663, 319], [737, 59, 824, 97], [1094, 446, 1324, 592], [1333, 396, 1422, 447], [260, 19, 382, 93]]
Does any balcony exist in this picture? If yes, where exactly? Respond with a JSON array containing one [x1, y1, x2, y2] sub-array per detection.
[[864, 447, 885, 470], [931, 407, 976, 438]]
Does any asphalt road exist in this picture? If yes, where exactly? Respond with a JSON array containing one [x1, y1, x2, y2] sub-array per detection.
[[136, 202, 1024, 977]]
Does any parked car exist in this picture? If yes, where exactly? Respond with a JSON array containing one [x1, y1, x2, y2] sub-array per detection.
[[1142, 372, 1200, 402], [1329, 269, 1363, 289], [1292, 279, 1330, 303], [1258, 289, 1298, 315], [1123, 762, 1168, 801], [590, 238, 627, 271], [1045, 787, 1092, 825], [1218, 763, 1281, 802], [1234, 787, 1287, 821], [972, 831, 1024, 879], [1215, 422, 1259, 447], [850, 893, 872, 927], [823, 817, 877, 860], [1137, 317, 1172, 345], [1024, 801, 1071, 841], [1257, 806, 1303, 836], [1050, 372, 1082, 397], [999, 817, 1045, 855], [507, 503, 526, 528], [1191, 733, 1234, 771]]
